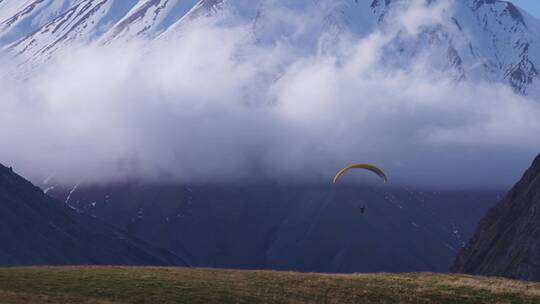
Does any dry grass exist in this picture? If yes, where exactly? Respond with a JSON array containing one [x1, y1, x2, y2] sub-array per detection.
[[438, 275, 540, 297], [0, 290, 119, 304], [0, 267, 538, 304]]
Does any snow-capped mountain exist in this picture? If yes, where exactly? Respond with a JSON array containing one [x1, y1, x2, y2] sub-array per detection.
[[1, 0, 539, 96], [462, 0, 540, 95], [101, 0, 198, 43], [5, 0, 138, 61], [0, 0, 77, 44]]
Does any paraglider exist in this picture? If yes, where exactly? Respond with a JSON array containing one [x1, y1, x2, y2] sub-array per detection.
[[333, 164, 388, 184], [333, 164, 388, 215]]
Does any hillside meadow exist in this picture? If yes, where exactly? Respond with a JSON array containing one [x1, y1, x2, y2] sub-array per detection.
[[0, 267, 539, 303]]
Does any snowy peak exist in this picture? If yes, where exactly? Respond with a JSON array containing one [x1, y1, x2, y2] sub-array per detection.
[[158, 0, 234, 39], [471, 0, 526, 26], [363, 0, 540, 94], [6, 0, 138, 61], [102, 0, 198, 42], [1, 0, 540, 97], [466, 0, 540, 94], [0, 0, 77, 44]]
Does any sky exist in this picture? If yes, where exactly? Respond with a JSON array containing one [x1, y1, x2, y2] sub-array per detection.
[[512, 0, 540, 18], [1, 0, 540, 189]]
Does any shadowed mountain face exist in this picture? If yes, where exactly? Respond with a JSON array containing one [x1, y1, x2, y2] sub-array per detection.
[[453, 154, 540, 281], [0, 164, 186, 267], [48, 183, 500, 273]]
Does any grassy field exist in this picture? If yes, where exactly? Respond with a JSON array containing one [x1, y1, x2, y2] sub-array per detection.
[[0, 267, 539, 303]]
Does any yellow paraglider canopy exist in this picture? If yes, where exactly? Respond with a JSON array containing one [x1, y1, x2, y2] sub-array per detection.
[[333, 164, 388, 184]]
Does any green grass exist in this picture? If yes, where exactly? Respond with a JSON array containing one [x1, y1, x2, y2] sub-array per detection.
[[0, 267, 538, 303]]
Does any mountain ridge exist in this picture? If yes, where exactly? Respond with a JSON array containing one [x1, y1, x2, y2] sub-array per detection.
[[1, 0, 540, 96], [453, 153, 540, 281], [0, 162, 188, 267]]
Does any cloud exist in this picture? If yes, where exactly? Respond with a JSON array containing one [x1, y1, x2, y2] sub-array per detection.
[[0, 0, 539, 188]]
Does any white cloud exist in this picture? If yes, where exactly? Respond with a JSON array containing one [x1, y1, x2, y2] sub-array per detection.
[[0, 0, 539, 188]]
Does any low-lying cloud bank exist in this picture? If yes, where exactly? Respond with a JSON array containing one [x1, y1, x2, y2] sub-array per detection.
[[1, 0, 539, 188]]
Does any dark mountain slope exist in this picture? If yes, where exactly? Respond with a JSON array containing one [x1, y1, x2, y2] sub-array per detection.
[[49, 182, 500, 273], [453, 154, 540, 281], [0, 164, 186, 267]]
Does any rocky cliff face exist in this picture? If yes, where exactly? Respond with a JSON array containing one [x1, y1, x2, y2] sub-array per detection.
[[0, 163, 186, 267], [453, 154, 540, 281]]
